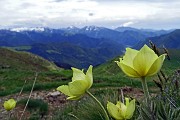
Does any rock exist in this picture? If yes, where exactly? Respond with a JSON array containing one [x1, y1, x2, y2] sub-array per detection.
[[120, 86, 133, 93], [48, 97, 54, 102], [47, 91, 61, 97], [0, 90, 68, 119]]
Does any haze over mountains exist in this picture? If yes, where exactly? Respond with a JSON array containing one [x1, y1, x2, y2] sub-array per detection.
[[0, 26, 178, 68]]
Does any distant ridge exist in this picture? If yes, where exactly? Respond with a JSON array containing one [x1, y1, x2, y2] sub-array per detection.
[[0, 26, 175, 68], [135, 29, 180, 49]]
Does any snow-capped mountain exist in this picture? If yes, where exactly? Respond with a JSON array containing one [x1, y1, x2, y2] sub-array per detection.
[[3, 26, 173, 47], [82, 26, 102, 31], [0, 25, 176, 68], [10, 27, 45, 32], [61, 26, 80, 33], [114, 27, 139, 32]]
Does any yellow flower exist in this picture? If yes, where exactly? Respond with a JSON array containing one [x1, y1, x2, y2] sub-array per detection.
[[115, 45, 166, 78], [107, 98, 135, 120], [57, 65, 93, 100], [3, 99, 16, 111]]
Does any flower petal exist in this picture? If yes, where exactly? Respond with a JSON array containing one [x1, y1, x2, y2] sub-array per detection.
[[120, 102, 127, 118], [85, 65, 93, 89], [125, 98, 130, 106], [68, 80, 88, 96], [71, 67, 85, 82], [57, 85, 72, 96], [67, 95, 82, 100], [125, 99, 135, 119], [121, 48, 138, 68], [133, 45, 158, 76], [116, 62, 140, 77], [146, 54, 166, 76], [116, 101, 121, 109], [107, 101, 123, 120], [116, 101, 127, 119]]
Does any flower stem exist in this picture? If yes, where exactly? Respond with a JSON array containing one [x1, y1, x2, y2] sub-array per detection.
[[8, 111, 11, 120], [141, 77, 150, 103], [86, 90, 109, 120]]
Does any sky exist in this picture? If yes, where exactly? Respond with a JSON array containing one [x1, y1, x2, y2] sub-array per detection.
[[0, 0, 180, 30]]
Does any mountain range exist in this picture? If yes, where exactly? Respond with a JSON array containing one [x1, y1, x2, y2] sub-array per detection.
[[63, 26, 172, 46], [136, 29, 180, 49], [0, 26, 178, 68]]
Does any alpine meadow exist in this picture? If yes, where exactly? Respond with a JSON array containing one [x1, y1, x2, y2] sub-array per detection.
[[0, 0, 180, 120]]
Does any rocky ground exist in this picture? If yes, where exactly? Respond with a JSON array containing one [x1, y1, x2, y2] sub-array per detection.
[[0, 90, 67, 120], [0, 86, 144, 120]]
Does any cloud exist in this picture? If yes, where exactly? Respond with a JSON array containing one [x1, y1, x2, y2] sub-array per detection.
[[53, 0, 66, 2], [0, 0, 180, 29], [122, 22, 134, 27]]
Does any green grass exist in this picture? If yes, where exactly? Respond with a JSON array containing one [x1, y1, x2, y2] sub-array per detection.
[[0, 54, 178, 96], [0, 69, 71, 96], [17, 98, 48, 120], [0, 47, 66, 96], [0, 48, 179, 97]]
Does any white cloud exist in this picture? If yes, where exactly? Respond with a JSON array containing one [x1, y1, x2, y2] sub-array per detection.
[[0, 0, 180, 29], [122, 21, 134, 27]]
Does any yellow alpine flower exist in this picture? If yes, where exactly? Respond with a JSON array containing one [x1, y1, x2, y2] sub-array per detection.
[[115, 45, 166, 78], [57, 65, 93, 100], [107, 98, 135, 120], [3, 99, 16, 111]]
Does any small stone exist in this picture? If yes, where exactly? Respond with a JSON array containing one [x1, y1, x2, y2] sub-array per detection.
[[48, 91, 60, 97], [49, 97, 54, 102]]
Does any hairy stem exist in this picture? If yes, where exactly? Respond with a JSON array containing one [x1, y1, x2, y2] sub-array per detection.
[[86, 90, 109, 120], [141, 77, 150, 103]]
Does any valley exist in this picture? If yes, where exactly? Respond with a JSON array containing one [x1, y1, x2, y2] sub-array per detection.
[[0, 26, 176, 68]]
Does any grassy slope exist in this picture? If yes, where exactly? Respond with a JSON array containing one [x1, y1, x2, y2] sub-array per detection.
[[0, 48, 72, 96], [0, 47, 58, 71], [162, 49, 180, 74], [0, 48, 179, 96]]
